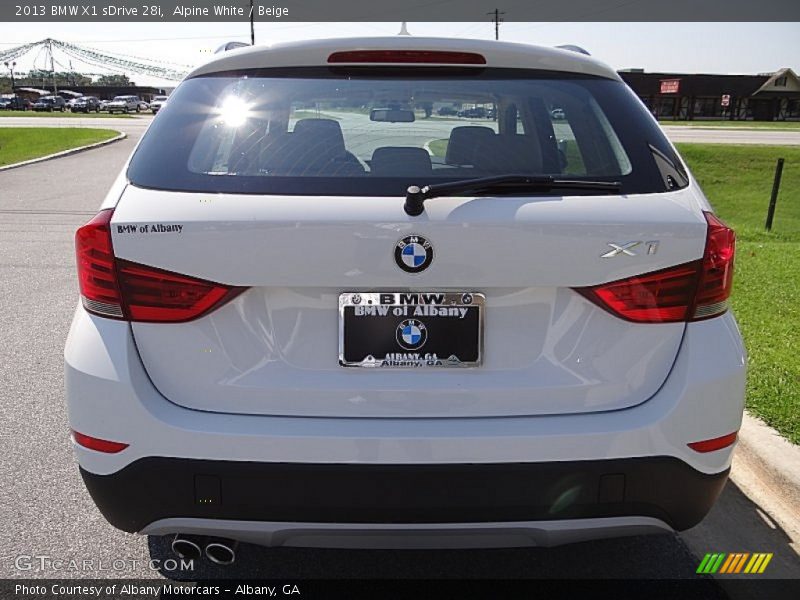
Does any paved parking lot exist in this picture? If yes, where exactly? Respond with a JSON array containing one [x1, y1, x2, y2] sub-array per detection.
[[0, 124, 797, 593]]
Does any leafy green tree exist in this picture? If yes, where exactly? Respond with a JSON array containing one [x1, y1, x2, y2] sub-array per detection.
[[94, 74, 132, 86]]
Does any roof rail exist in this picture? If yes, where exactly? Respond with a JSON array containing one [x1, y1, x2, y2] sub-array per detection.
[[215, 41, 249, 54], [556, 45, 591, 56]]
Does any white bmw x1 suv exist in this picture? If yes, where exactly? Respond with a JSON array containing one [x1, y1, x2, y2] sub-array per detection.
[[65, 37, 745, 559]]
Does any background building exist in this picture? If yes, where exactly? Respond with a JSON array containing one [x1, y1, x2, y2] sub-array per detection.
[[620, 68, 800, 121]]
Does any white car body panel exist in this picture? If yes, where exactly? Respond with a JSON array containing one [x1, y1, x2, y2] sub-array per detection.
[[111, 186, 708, 418], [65, 307, 745, 477], [189, 37, 621, 82]]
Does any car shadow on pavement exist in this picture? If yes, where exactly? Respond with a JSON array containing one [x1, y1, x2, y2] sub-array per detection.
[[681, 479, 800, 599]]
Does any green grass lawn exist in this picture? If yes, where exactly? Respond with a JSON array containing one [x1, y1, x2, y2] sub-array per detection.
[[662, 120, 800, 130], [428, 138, 448, 157], [0, 127, 120, 166], [676, 144, 800, 443], [0, 110, 132, 119]]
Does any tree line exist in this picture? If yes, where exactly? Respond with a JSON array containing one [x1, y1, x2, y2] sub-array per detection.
[[1, 72, 133, 93]]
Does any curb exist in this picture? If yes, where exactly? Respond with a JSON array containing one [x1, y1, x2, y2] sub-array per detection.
[[0, 131, 126, 172], [734, 411, 800, 510]]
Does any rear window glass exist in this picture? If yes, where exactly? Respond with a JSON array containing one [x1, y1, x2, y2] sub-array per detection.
[[128, 67, 687, 196]]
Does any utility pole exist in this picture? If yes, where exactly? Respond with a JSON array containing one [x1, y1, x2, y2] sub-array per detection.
[[487, 8, 505, 40], [250, 0, 255, 45]]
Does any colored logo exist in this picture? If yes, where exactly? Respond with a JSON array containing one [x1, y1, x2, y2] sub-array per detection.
[[395, 235, 433, 273], [396, 318, 427, 350], [697, 552, 773, 575]]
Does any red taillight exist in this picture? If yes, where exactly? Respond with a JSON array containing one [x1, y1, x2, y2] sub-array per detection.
[[75, 209, 124, 318], [328, 50, 486, 65], [577, 262, 700, 323], [688, 432, 738, 453], [693, 212, 735, 320], [75, 210, 244, 323], [71, 430, 129, 454], [576, 212, 735, 323], [116, 259, 243, 323]]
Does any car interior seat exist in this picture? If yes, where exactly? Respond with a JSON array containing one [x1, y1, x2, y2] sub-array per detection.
[[370, 147, 433, 176]]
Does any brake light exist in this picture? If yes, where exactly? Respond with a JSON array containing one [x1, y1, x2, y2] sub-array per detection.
[[75, 209, 123, 318], [75, 210, 245, 323], [116, 259, 243, 323], [328, 50, 486, 65], [575, 212, 735, 323], [693, 212, 735, 319], [71, 430, 129, 454]]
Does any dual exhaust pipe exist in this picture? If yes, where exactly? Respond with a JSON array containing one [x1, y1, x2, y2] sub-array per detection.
[[171, 534, 238, 565]]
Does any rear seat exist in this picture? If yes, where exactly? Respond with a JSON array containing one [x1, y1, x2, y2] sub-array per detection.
[[445, 126, 496, 166], [370, 147, 432, 176], [261, 118, 364, 176], [472, 134, 544, 174]]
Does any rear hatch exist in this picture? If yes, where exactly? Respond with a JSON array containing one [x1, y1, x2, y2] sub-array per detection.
[[112, 186, 706, 418], [112, 50, 708, 418]]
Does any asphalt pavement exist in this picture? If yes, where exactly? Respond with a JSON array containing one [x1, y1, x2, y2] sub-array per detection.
[[0, 119, 797, 591]]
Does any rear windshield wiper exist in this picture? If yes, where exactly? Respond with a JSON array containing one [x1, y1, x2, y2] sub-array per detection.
[[404, 174, 622, 216]]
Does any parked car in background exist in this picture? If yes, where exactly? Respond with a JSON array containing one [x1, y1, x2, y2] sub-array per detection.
[[137, 99, 150, 112], [551, 107, 566, 120], [437, 105, 457, 116], [0, 98, 10, 109], [32, 95, 67, 112], [98, 99, 110, 111], [106, 95, 141, 114], [457, 106, 487, 118], [5, 97, 33, 111], [149, 95, 168, 114], [72, 96, 102, 113]]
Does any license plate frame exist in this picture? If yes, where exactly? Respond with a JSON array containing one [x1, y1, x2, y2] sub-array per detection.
[[339, 292, 484, 368]]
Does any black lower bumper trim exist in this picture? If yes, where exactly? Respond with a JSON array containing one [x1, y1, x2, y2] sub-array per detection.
[[80, 457, 728, 533]]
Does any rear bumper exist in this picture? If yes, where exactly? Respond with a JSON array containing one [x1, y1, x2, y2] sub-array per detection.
[[65, 306, 746, 544], [81, 456, 729, 534]]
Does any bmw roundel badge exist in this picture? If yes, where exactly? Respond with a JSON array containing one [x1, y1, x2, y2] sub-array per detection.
[[395, 235, 433, 273], [396, 318, 428, 350]]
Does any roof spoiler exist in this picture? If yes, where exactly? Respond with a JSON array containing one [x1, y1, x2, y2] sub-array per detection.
[[215, 41, 250, 54], [556, 45, 591, 56]]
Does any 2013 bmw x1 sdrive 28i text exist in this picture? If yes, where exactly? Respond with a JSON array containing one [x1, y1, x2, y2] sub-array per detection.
[[65, 37, 745, 562]]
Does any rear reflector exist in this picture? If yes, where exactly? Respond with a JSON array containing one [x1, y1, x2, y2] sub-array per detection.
[[688, 432, 738, 453], [575, 212, 735, 323], [328, 50, 486, 65], [71, 430, 129, 454], [75, 210, 245, 323]]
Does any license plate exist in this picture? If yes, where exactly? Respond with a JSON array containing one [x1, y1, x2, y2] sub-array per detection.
[[339, 292, 484, 368]]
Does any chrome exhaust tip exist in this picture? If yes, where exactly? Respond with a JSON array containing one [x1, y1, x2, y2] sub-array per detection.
[[171, 534, 203, 560], [205, 538, 238, 565]]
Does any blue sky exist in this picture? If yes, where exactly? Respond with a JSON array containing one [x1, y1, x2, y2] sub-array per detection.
[[1, 22, 798, 85]]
